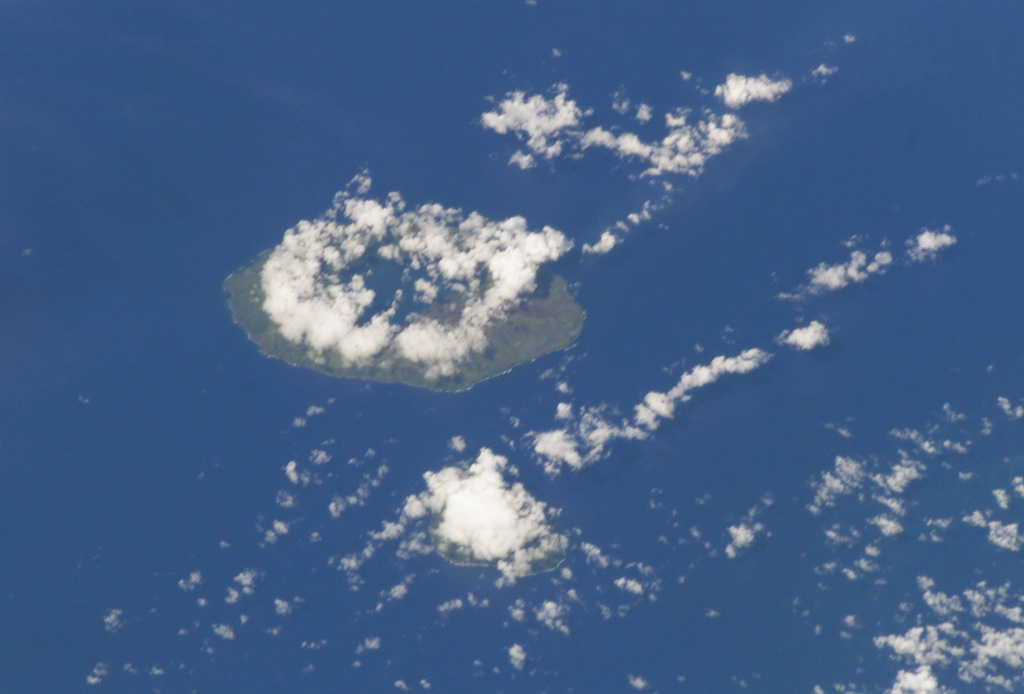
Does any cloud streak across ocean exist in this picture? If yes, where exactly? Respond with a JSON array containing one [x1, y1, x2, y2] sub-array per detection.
[[481, 83, 748, 180]]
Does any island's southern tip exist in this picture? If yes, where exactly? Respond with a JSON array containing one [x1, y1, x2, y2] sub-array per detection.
[[225, 178, 584, 392]]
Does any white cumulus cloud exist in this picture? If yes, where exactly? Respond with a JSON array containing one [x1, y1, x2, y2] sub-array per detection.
[[777, 321, 831, 350], [404, 448, 568, 584], [480, 83, 589, 161], [508, 643, 526, 670], [714, 73, 792, 109], [907, 225, 957, 262]]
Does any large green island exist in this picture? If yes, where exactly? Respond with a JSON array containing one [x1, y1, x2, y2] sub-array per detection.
[[429, 515, 566, 576], [225, 185, 585, 391], [225, 253, 585, 392]]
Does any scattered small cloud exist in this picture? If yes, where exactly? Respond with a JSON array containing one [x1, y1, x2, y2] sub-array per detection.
[[103, 608, 126, 633], [976, 172, 1019, 187], [811, 64, 839, 82], [996, 397, 1022, 420], [356, 636, 381, 653], [212, 623, 236, 640], [628, 674, 649, 690], [534, 600, 570, 634], [177, 571, 202, 592]]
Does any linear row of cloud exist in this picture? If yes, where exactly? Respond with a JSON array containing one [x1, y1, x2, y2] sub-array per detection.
[[531, 347, 774, 475], [780, 227, 957, 299], [481, 82, 749, 179]]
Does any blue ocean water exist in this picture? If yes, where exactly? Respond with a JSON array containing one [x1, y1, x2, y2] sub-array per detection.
[[2, 1, 1023, 692]]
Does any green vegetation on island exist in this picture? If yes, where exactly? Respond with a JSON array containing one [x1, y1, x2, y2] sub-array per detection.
[[224, 253, 585, 392], [427, 515, 566, 576]]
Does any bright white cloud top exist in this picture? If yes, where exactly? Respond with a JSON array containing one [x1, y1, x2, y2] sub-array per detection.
[[714, 73, 793, 109], [226, 173, 584, 391], [403, 448, 568, 583], [906, 225, 957, 262], [480, 83, 590, 166], [777, 321, 831, 351]]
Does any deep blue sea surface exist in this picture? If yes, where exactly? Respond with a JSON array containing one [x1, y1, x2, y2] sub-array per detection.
[[2, 2, 1023, 692]]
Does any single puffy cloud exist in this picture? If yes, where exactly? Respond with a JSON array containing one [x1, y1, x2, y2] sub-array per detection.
[[508, 643, 526, 670], [582, 230, 620, 255], [724, 522, 764, 559], [777, 321, 831, 350], [480, 83, 589, 160], [404, 448, 568, 583], [811, 64, 839, 81], [259, 173, 572, 379], [714, 73, 792, 109], [906, 225, 957, 262], [628, 674, 649, 690]]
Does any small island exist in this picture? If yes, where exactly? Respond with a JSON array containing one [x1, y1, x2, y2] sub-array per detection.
[[224, 184, 584, 392], [226, 258, 584, 391], [429, 514, 566, 575], [408, 447, 569, 581]]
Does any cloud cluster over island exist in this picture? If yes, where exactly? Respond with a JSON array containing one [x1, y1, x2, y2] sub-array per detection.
[[259, 173, 572, 379], [403, 448, 568, 584]]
